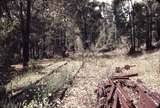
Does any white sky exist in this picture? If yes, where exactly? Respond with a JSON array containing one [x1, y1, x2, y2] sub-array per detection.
[[90, 0, 143, 4]]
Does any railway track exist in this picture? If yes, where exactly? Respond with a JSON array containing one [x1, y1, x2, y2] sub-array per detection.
[[6, 60, 84, 107], [95, 65, 160, 108]]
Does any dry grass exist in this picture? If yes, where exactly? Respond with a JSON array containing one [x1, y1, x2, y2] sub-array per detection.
[[21, 61, 83, 108], [2, 50, 160, 108], [61, 50, 160, 108], [105, 49, 160, 93], [6, 61, 67, 92], [1, 60, 83, 108]]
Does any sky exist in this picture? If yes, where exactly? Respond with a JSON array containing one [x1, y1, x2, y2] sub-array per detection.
[[89, 0, 143, 4]]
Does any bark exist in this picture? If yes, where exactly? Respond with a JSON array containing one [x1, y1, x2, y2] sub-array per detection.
[[129, 0, 136, 53], [146, 5, 153, 50], [157, 27, 160, 41], [37, 44, 40, 59], [22, 0, 31, 67], [20, 2, 26, 66], [42, 36, 46, 58], [1, 0, 12, 20]]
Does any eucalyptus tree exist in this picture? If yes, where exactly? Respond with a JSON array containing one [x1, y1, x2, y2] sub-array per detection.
[[112, 0, 129, 39], [112, 0, 159, 53], [155, 3, 160, 41], [112, 0, 138, 53], [0, 0, 21, 65], [142, 0, 154, 50], [62, 0, 103, 50], [23, 0, 31, 67]]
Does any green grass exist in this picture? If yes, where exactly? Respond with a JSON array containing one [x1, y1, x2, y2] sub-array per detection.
[[20, 61, 82, 108], [1, 60, 82, 108]]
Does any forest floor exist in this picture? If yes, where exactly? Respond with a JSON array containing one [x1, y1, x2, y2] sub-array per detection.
[[1, 49, 160, 108], [60, 49, 160, 108]]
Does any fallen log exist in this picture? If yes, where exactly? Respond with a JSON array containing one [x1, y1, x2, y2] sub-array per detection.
[[111, 76, 130, 80], [95, 65, 160, 108], [112, 73, 138, 79], [124, 65, 136, 70]]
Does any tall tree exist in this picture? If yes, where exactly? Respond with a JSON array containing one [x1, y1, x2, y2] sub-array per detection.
[[112, 0, 137, 53], [21, 0, 31, 67]]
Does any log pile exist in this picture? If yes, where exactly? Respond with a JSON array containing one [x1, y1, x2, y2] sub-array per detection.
[[95, 65, 160, 108]]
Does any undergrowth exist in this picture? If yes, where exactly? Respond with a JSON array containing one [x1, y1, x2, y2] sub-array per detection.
[[0, 62, 73, 108]]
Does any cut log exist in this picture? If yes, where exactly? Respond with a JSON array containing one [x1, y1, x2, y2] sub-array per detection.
[[113, 73, 138, 79]]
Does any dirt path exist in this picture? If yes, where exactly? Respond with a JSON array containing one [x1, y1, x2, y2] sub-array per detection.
[[61, 58, 114, 108], [60, 51, 160, 108]]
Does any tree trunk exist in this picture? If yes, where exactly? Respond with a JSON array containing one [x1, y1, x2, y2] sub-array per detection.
[[157, 22, 160, 41], [1, 0, 12, 20], [20, 2, 26, 66], [129, 0, 136, 54], [37, 44, 40, 59], [133, 15, 136, 51], [22, 0, 31, 67], [146, 7, 153, 50], [42, 36, 46, 58]]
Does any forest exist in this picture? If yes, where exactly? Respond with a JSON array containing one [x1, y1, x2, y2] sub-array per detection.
[[0, 0, 160, 108]]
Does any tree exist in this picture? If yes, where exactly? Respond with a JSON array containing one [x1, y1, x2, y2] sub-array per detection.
[[112, 0, 137, 53], [20, 0, 31, 67], [144, 0, 154, 50], [157, 0, 160, 3]]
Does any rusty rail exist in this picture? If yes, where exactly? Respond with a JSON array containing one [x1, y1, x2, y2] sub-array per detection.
[[112, 92, 120, 108], [95, 65, 160, 108], [138, 87, 158, 108], [107, 84, 116, 102]]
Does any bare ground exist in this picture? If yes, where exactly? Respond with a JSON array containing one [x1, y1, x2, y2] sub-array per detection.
[[60, 50, 160, 108]]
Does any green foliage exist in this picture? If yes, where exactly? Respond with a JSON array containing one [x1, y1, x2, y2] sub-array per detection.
[[28, 59, 39, 70], [0, 19, 20, 65], [0, 20, 16, 41], [0, 0, 160, 63], [23, 97, 51, 108]]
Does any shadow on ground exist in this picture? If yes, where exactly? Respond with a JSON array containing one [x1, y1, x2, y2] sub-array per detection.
[[0, 66, 18, 86]]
